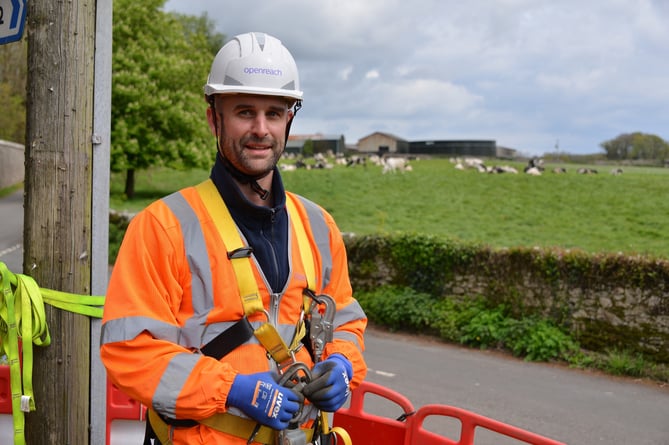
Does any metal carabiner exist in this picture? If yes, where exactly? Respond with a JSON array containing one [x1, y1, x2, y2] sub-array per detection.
[[306, 292, 336, 363]]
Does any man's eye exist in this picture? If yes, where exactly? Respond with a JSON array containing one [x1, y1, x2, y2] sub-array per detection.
[[238, 110, 254, 117]]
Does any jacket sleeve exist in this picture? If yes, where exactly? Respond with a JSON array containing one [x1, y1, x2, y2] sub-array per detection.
[[100, 204, 237, 420], [319, 212, 368, 389]]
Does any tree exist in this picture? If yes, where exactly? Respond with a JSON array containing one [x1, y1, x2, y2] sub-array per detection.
[[601, 132, 669, 162], [0, 38, 27, 144], [112, 0, 224, 198], [630, 133, 669, 161]]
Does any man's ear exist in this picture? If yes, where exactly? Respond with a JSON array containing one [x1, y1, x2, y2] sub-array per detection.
[[206, 106, 217, 136]]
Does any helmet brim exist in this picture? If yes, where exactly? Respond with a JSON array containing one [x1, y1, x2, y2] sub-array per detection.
[[204, 84, 303, 101]]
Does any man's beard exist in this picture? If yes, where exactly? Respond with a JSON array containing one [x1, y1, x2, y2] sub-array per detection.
[[219, 133, 283, 178]]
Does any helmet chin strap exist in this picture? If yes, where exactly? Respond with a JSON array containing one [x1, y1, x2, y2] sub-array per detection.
[[220, 153, 271, 201]]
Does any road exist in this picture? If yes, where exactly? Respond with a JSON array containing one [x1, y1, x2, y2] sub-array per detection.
[[362, 327, 669, 445], [2, 190, 669, 444], [0, 189, 23, 273]]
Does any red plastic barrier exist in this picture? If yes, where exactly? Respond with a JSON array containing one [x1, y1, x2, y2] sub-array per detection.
[[333, 380, 415, 445], [0, 365, 10, 415], [334, 381, 567, 445], [105, 379, 146, 445], [407, 403, 567, 445]]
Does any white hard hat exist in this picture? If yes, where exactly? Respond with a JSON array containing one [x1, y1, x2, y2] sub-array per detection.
[[204, 32, 303, 101]]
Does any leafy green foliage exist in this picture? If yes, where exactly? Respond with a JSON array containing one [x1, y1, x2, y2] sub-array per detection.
[[108, 211, 132, 264], [354, 284, 668, 381], [357, 286, 579, 363], [601, 349, 650, 377], [601, 132, 669, 162], [0, 40, 27, 144], [505, 318, 580, 361], [111, 0, 224, 196], [458, 304, 508, 349], [355, 286, 436, 332]]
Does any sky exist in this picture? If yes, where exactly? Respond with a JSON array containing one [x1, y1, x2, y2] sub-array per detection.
[[164, 0, 669, 156]]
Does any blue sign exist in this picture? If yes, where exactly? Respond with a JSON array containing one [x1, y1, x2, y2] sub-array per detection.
[[0, 0, 27, 45]]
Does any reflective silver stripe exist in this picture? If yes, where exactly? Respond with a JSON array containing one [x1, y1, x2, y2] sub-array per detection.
[[294, 195, 332, 289], [163, 191, 214, 348], [153, 352, 201, 418], [332, 300, 366, 351], [333, 330, 363, 350], [101, 315, 301, 352], [101, 316, 181, 345], [333, 300, 366, 329]]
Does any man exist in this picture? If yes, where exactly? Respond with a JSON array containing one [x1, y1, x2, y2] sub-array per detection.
[[100, 32, 367, 444]]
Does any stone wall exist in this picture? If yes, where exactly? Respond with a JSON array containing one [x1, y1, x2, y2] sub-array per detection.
[[0, 140, 25, 189], [344, 235, 669, 363], [446, 270, 669, 362]]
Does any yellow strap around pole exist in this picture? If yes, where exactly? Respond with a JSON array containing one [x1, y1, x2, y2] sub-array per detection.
[[0, 261, 105, 445]]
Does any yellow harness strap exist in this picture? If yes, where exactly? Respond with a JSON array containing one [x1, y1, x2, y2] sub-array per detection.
[[195, 179, 264, 316], [195, 179, 318, 361], [284, 194, 315, 291], [148, 409, 314, 445]]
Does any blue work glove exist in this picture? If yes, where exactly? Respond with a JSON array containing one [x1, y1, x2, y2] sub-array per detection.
[[303, 354, 353, 412], [227, 371, 301, 430]]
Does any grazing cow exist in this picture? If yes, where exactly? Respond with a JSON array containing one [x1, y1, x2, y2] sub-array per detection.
[[552, 167, 567, 174], [382, 157, 408, 174], [611, 168, 624, 175], [525, 157, 545, 172], [524, 166, 542, 176], [577, 168, 598, 174], [346, 155, 367, 167], [488, 165, 518, 174], [475, 163, 488, 173], [452, 157, 488, 172], [368, 154, 383, 166], [499, 165, 519, 174]]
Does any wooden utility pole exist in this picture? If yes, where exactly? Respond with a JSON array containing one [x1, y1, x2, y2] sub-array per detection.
[[24, 0, 96, 443]]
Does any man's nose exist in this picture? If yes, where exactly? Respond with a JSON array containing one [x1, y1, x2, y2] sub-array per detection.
[[251, 115, 269, 137]]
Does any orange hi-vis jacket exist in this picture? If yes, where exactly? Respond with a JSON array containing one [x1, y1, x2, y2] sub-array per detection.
[[100, 181, 367, 444]]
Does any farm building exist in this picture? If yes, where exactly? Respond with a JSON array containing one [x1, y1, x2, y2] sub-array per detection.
[[356, 132, 409, 155], [409, 140, 512, 158], [286, 133, 346, 156], [355, 132, 517, 158]]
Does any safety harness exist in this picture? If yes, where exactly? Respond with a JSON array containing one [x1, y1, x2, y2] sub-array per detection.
[[147, 179, 350, 445]]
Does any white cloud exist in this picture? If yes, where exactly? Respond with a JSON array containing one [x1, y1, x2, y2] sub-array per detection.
[[165, 0, 669, 155], [364, 70, 380, 80]]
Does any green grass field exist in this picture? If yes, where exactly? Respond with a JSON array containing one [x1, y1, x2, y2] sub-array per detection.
[[110, 158, 669, 258]]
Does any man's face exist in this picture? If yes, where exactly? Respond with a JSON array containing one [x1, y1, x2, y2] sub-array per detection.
[[209, 94, 292, 177]]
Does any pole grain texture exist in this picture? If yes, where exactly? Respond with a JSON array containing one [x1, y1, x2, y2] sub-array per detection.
[[24, 0, 96, 443]]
